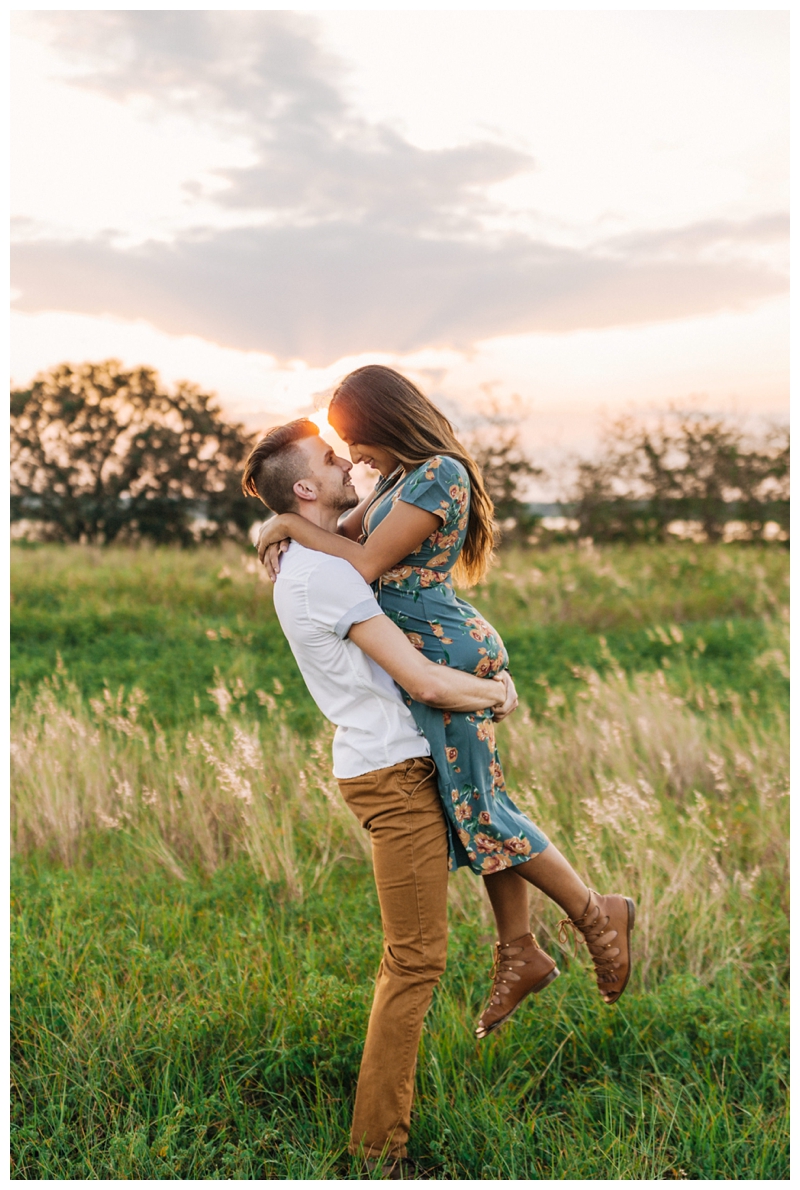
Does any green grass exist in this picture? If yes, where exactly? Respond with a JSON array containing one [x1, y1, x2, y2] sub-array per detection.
[[10, 541, 789, 729], [11, 543, 317, 733], [11, 541, 789, 1178], [11, 853, 788, 1179]]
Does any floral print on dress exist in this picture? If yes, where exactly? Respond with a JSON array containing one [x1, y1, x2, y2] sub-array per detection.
[[363, 455, 550, 873]]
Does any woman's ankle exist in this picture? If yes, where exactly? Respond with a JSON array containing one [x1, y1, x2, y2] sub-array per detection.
[[558, 887, 592, 921], [496, 925, 531, 945]]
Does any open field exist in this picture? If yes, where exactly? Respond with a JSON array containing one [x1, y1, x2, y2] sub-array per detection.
[[11, 542, 789, 1178], [11, 541, 789, 729]]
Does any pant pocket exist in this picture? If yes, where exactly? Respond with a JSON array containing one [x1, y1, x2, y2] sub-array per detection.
[[399, 757, 437, 798]]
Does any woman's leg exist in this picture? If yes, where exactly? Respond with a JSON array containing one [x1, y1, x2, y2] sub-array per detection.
[[507, 842, 591, 920], [475, 858, 564, 1038], [481, 867, 531, 943], [482, 843, 590, 940]]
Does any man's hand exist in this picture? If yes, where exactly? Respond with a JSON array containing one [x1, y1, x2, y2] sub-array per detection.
[[492, 672, 519, 722], [256, 519, 291, 581]]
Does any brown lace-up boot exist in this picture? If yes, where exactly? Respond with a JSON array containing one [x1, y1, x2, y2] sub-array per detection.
[[475, 932, 559, 1039], [558, 890, 635, 1004]]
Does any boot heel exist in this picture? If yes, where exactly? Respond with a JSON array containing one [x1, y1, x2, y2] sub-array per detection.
[[533, 966, 560, 994], [625, 898, 636, 930]]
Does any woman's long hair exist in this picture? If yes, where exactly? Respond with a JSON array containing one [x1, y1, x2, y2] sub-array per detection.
[[328, 365, 496, 585]]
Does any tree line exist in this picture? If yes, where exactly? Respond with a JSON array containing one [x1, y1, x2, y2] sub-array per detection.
[[566, 412, 789, 544], [11, 360, 789, 546]]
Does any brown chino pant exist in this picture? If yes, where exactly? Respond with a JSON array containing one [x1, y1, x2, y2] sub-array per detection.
[[337, 755, 449, 1160]]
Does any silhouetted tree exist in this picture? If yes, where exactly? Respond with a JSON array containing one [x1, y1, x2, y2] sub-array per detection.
[[569, 410, 789, 543], [464, 413, 544, 543], [11, 360, 260, 544]]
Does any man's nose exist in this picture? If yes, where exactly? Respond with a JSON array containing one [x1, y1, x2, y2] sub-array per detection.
[[336, 454, 353, 472]]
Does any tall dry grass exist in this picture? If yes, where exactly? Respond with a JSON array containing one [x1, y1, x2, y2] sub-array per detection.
[[452, 663, 788, 987], [12, 660, 787, 990], [11, 663, 368, 901]]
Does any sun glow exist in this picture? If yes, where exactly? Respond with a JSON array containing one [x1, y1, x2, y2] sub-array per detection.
[[10, 12, 788, 466], [309, 409, 331, 433]]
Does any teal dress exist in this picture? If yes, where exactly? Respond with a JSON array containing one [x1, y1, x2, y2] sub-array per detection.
[[363, 455, 549, 873]]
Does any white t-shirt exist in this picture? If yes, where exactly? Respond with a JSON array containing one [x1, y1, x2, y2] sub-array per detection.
[[272, 542, 430, 779]]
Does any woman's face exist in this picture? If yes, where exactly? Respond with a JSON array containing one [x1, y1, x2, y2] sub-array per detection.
[[334, 432, 400, 478]]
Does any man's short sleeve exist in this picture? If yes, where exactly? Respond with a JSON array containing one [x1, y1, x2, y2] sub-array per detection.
[[306, 556, 384, 639]]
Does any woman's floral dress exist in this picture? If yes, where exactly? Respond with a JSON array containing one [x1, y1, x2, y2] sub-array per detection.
[[364, 455, 549, 873]]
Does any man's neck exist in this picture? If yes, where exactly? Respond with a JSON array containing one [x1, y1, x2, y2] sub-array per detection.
[[296, 505, 341, 534]]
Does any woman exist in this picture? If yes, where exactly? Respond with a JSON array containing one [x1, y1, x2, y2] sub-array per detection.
[[259, 366, 634, 1036]]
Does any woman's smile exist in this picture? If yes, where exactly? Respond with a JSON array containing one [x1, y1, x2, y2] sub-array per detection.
[[335, 436, 400, 477]]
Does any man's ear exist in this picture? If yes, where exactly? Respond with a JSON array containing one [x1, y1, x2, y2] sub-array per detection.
[[292, 477, 317, 503]]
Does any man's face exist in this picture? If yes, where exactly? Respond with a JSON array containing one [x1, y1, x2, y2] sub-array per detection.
[[295, 435, 359, 513]]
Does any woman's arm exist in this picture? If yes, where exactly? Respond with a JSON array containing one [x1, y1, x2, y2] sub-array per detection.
[[258, 502, 442, 583], [255, 492, 372, 573]]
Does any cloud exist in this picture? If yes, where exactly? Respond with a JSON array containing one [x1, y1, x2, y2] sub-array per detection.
[[11, 219, 786, 363], [12, 11, 788, 362], [602, 213, 789, 258], [26, 10, 531, 236]]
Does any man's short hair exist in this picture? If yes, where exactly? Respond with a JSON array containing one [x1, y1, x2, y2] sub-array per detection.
[[242, 418, 320, 513]]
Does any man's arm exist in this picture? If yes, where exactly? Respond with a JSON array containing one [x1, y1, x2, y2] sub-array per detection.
[[348, 614, 507, 714]]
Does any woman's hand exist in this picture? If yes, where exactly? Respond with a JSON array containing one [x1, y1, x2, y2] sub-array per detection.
[[256, 517, 293, 581], [257, 515, 291, 561], [492, 672, 519, 722], [261, 539, 290, 582]]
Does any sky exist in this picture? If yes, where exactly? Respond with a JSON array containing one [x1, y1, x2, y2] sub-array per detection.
[[10, 8, 789, 494]]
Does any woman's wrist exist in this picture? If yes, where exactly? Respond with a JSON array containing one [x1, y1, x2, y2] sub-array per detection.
[[267, 513, 295, 541]]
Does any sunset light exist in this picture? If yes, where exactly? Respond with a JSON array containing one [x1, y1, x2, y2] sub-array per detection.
[[11, 10, 788, 482]]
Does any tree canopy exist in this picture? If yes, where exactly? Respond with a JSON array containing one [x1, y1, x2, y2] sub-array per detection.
[[11, 360, 261, 544]]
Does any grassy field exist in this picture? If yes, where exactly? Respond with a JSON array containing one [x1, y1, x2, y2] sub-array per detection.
[[11, 540, 789, 728], [11, 542, 789, 1179]]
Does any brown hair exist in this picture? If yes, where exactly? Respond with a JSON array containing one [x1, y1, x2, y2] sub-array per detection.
[[328, 366, 496, 584], [242, 418, 319, 513]]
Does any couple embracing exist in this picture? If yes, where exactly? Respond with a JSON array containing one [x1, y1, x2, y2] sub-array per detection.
[[242, 365, 634, 1177]]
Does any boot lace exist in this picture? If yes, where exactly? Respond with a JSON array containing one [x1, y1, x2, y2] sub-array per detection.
[[487, 943, 525, 1004], [557, 897, 619, 985]]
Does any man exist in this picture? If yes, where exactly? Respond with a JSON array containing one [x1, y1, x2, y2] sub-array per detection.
[[242, 419, 517, 1178]]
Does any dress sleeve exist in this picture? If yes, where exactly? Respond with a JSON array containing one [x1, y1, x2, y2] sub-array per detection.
[[397, 456, 468, 524]]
